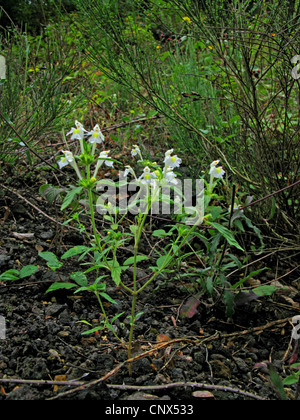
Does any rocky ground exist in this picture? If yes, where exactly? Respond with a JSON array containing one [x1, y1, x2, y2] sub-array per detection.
[[0, 167, 299, 401]]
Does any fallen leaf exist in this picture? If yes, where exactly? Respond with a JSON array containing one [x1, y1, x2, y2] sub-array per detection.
[[0, 385, 7, 395], [53, 375, 67, 392], [157, 334, 171, 343], [0, 206, 10, 224], [180, 294, 201, 318], [13, 232, 35, 239], [234, 290, 260, 306], [280, 295, 300, 308], [192, 390, 214, 398], [245, 277, 261, 288]]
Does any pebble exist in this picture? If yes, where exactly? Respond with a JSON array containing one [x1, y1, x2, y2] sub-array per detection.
[[45, 303, 67, 317]]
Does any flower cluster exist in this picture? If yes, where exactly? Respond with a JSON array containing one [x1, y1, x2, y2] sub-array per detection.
[[125, 147, 182, 187], [182, 16, 192, 24], [58, 121, 113, 180], [58, 122, 226, 201]]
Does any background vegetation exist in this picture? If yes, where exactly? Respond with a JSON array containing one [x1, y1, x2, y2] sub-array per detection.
[[0, 0, 299, 251]]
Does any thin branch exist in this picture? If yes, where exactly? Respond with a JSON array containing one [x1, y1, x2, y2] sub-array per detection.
[[106, 381, 266, 400]]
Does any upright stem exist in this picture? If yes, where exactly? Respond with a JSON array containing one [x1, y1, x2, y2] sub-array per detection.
[[127, 200, 150, 374], [87, 164, 101, 250]]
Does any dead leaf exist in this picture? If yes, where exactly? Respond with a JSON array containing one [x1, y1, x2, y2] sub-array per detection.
[[53, 375, 67, 392], [35, 244, 44, 252], [0, 206, 10, 224], [170, 316, 177, 327], [81, 337, 97, 346], [245, 277, 261, 288], [192, 390, 214, 398], [180, 294, 201, 318], [0, 385, 7, 395], [157, 334, 171, 343], [234, 290, 260, 306], [272, 280, 298, 298], [13, 232, 35, 239], [280, 295, 300, 309]]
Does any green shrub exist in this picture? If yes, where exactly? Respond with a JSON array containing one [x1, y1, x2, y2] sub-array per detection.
[[73, 0, 300, 244], [0, 0, 77, 34], [0, 21, 85, 166]]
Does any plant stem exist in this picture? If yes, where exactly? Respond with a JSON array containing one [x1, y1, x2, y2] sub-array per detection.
[[94, 291, 126, 348], [127, 292, 137, 376], [127, 202, 150, 374], [87, 179, 101, 250]]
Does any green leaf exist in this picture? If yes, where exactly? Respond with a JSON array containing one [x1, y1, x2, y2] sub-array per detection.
[[61, 186, 83, 211], [46, 282, 77, 293], [156, 254, 172, 269], [81, 326, 104, 335], [61, 246, 90, 259], [129, 225, 138, 235], [152, 229, 168, 237], [123, 255, 148, 266], [147, 110, 158, 118], [268, 364, 288, 400], [70, 271, 88, 287], [39, 252, 63, 271], [224, 288, 235, 317], [19, 265, 38, 279], [100, 292, 117, 305], [231, 267, 268, 289], [74, 286, 91, 293], [110, 312, 125, 324], [283, 373, 300, 385], [111, 263, 122, 286], [210, 222, 244, 251], [252, 285, 279, 296], [0, 269, 20, 282], [39, 184, 63, 205]]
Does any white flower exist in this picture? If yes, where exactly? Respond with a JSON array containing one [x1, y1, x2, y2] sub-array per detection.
[[165, 167, 178, 184], [58, 151, 75, 169], [164, 149, 182, 168], [164, 149, 174, 159], [99, 150, 114, 167], [86, 124, 105, 144], [209, 161, 225, 179], [123, 165, 135, 178], [92, 151, 113, 178], [66, 120, 86, 140], [58, 150, 82, 179], [131, 145, 141, 157], [210, 160, 220, 168], [139, 166, 157, 185], [228, 203, 243, 214]]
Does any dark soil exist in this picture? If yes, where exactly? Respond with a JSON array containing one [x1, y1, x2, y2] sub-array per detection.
[[0, 167, 299, 401]]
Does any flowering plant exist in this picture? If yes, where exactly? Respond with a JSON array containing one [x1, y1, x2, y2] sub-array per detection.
[[35, 120, 256, 372]]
